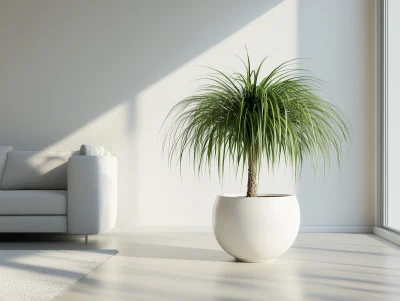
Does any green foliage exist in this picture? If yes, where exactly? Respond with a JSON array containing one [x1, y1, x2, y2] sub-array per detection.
[[162, 52, 350, 189]]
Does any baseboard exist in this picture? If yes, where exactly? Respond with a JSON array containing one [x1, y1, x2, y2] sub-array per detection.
[[300, 225, 373, 233], [113, 226, 213, 233], [112, 225, 373, 233], [373, 226, 400, 246]]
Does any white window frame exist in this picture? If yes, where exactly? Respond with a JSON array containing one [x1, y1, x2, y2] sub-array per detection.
[[373, 0, 400, 245]]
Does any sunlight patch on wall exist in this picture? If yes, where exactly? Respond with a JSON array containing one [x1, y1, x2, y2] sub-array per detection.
[[29, 102, 133, 154]]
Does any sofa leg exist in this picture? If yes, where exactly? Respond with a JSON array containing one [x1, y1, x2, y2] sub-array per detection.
[[85, 235, 88, 244]]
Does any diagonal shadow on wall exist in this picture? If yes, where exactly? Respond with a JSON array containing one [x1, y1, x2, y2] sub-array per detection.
[[0, 0, 282, 149]]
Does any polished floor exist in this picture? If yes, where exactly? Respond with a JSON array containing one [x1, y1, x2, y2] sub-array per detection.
[[0, 233, 399, 300]]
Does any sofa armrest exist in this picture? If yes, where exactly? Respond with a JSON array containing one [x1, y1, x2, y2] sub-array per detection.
[[67, 156, 118, 234]]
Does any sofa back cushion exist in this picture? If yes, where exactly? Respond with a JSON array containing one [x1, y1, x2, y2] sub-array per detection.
[[0, 146, 13, 182], [0, 151, 77, 190]]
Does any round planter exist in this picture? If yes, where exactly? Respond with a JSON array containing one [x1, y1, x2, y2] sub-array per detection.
[[212, 194, 300, 263]]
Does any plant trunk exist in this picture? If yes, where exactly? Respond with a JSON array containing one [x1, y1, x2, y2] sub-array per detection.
[[246, 160, 257, 197]]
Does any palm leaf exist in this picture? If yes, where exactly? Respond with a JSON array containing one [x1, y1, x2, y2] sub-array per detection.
[[161, 53, 351, 197]]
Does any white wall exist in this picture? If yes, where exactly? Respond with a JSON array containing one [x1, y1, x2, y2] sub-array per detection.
[[0, 0, 376, 232], [295, 0, 376, 231]]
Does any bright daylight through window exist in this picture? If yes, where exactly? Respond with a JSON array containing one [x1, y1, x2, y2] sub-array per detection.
[[386, 0, 400, 231]]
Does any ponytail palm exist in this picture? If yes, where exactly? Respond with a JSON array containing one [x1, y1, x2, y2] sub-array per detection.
[[162, 54, 350, 197]]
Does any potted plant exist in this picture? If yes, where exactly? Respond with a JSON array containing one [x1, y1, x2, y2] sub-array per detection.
[[162, 52, 350, 263]]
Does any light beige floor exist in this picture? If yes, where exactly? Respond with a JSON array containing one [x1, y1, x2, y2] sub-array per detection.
[[1, 233, 400, 301]]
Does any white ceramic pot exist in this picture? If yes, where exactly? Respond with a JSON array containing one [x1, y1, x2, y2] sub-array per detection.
[[212, 194, 300, 263]]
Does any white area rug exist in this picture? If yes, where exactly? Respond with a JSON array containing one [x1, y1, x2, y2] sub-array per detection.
[[0, 249, 117, 301]]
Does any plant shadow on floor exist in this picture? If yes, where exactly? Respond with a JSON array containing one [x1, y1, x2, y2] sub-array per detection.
[[115, 241, 233, 262]]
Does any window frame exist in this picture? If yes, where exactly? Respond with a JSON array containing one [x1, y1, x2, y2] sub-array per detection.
[[377, 0, 400, 235]]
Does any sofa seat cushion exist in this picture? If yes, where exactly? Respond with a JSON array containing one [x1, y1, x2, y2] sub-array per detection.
[[0, 190, 67, 215]]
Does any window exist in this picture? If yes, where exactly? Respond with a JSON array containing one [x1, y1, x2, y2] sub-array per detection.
[[381, 0, 400, 232]]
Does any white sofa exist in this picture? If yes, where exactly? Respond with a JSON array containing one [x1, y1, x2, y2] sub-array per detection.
[[0, 146, 117, 238]]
